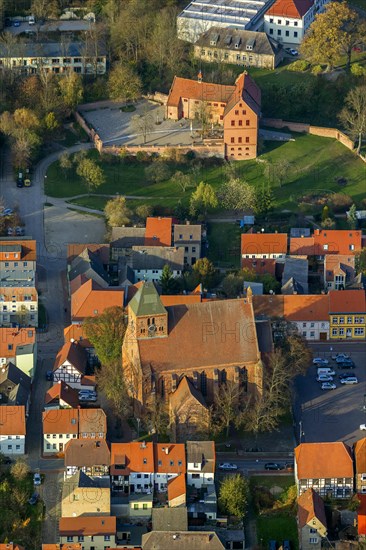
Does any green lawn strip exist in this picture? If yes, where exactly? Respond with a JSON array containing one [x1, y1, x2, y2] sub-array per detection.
[[206, 222, 241, 268], [250, 475, 295, 492], [256, 514, 298, 549]]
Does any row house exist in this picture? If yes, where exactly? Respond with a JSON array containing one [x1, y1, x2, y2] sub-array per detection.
[[44, 380, 79, 410], [59, 516, 116, 550], [110, 441, 186, 494], [329, 289, 366, 340], [354, 438, 366, 494], [53, 341, 88, 388], [0, 405, 26, 455], [324, 254, 355, 291], [42, 408, 107, 455], [61, 470, 111, 518], [71, 279, 124, 324], [186, 440, 215, 489], [290, 229, 362, 259], [295, 442, 354, 499], [297, 488, 327, 550], [0, 327, 37, 378], [118, 245, 184, 285], [64, 439, 110, 479], [241, 232, 288, 263]]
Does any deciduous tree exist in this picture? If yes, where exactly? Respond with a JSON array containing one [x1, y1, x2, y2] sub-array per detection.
[[59, 152, 72, 175], [192, 257, 215, 289], [355, 248, 366, 275], [76, 157, 105, 195], [104, 196, 132, 227], [189, 181, 218, 218], [339, 86, 366, 154], [10, 458, 30, 481], [264, 159, 290, 188], [84, 306, 127, 366], [218, 178, 256, 212], [135, 203, 153, 221], [108, 62, 142, 103], [219, 474, 249, 518], [58, 71, 83, 115]]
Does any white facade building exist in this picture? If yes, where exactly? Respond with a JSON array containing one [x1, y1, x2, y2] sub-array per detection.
[[0, 405, 26, 455], [186, 441, 215, 489]]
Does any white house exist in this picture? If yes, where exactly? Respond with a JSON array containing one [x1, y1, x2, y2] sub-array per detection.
[[264, 0, 331, 48], [154, 443, 186, 492], [0, 405, 26, 455], [186, 440, 215, 489], [119, 246, 184, 285], [42, 408, 78, 454], [53, 341, 88, 388]]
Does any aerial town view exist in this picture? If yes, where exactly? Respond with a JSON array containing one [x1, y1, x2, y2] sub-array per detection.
[[0, 0, 366, 549]]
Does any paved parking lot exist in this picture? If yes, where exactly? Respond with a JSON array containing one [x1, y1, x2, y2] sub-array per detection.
[[80, 100, 203, 147], [294, 344, 366, 445]]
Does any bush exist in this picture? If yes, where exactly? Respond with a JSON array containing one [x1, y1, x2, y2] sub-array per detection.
[[330, 193, 353, 213], [311, 65, 323, 75], [145, 162, 172, 182], [351, 63, 366, 77], [288, 60, 310, 72], [185, 150, 196, 161], [136, 150, 150, 162], [252, 486, 275, 512], [100, 152, 120, 165]]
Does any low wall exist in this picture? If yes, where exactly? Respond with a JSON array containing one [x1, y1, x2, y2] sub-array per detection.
[[74, 110, 103, 152], [309, 126, 355, 150], [143, 92, 169, 105], [103, 143, 224, 158], [261, 118, 310, 133]]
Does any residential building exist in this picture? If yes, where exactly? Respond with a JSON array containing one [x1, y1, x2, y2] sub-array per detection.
[[67, 244, 110, 269], [0, 362, 31, 405], [142, 531, 225, 549], [186, 441, 215, 489], [0, 405, 26, 455], [358, 494, 366, 540], [169, 376, 210, 442], [177, 0, 268, 42], [122, 282, 264, 413], [290, 229, 362, 258], [329, 289, 366, 340], [68, 247, 111, 291], [64, 439, 110, 478], [129, 493, 154, 519], [297, 488, 327, 550], [63, 324, 92, 350], [59, 516, 116, 550], [44, 381, 79, 410], [0, 239, 38, 327], [0, 42, 107, 75], [42, 545, 81, 550], [194, 28, 284, 69], [154, 443, 186, 492], [324, 254, 355, 291], [294, 442, 354, 498], [173, 223, 202, 265], [166, 71, 261, 160], [241, 258, 276, 276], [61, 471, 111, 518], [145, 217, 173, 247], [152, 507, 188, 531], [79, 409, 107, 440], [110, 227, 146, 261], [168, 474, 187, 508], [53, 341, 88, 387], [281, 256, 309, 294], [0, 327, 37, 377], [110, 441, 154, 494], [71, 279, 124, 323], [42, 408, 79, 454], [264, 0, 331, 48], [354, 438, 366, 494], [118, 246, 184, 284], [0, 545, 26, 550], [241, 232, 288, 262]]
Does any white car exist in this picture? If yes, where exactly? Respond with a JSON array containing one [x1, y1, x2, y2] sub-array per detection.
[[332, 353, 349, 361], [313, 358, 329, 365], [360, 424, 366, 431], [317, 375, 333, 382], [219, 463, 238, 471], [340, 377, 358, 385], [79, 394, 97, 402], [33, 472, 41, 486], [321, 382, 336, 390]]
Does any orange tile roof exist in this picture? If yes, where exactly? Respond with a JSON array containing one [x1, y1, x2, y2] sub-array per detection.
[[0, 405, 26, 435], [45, 381, 79, 408], [297, 488, 327, 530], [241, 258, 276, 276], [167, 76, 235, 107], [71, 279, 124, 320], [67, 243, 110, 265], [145, 217, 173, 247], [42, 545, 81, 550], [358, 494, 366, 535], [110, 442, 154, 475], [0, 288, 37, 302], [295, 442, 353, 479], [168, 474, 186, 502], [290, 237, 315, 255], [0, 239, 36, 261], [154, 443, 186, 474], [284, 294, 329, 321], [53, 341, 87, 374], [69, 274, 88, 294], [266, 0, 313, 18], [78, 408, 106, 435], [43, 408, 79, 435], [0, 327, 36, 357], [328, 289, 366, 313], [59, 516, 116, 536], [0, 545, 26, 550], [291, 230, 362, 256], [324, 254, 355, 281], [160, 294, 201, 306], [241, 233, 288, 255], [354, 438, 366, 474], [224, 72, 261, 117], [63, 324, 91, 348]]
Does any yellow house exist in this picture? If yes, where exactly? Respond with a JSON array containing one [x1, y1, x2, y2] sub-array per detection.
[[329, 290, 366, 340]]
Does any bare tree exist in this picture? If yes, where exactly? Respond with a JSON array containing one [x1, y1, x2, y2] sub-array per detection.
[[339, 86, 366, 154], [131, 107, 154, 144], [210, 381, 247, 437]]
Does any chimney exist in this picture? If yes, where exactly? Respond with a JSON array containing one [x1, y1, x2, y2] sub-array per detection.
[[165, 446, 169, 455], [197, 71, 202, 83]]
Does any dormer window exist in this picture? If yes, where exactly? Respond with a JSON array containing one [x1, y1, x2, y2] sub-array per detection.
[[143, 458, 147, 464]]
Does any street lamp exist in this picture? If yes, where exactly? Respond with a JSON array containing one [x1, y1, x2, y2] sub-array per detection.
[[136, 417, 140, 439]]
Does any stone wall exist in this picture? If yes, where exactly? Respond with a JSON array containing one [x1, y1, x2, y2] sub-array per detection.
[[103, 143, 225, 158]]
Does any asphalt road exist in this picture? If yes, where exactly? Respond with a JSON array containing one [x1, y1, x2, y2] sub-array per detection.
[[294, 342, 366, 446], [6, 19, 93, 35]]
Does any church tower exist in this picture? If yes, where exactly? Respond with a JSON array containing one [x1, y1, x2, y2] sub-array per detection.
[[128, 282, 168, 340]]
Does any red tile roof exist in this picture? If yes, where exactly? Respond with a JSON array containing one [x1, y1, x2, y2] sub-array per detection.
[[110, 442, 154, 475], [59, 516, 116, 536], [284, 294, 329, 321], [64, 439, 110, 467], [0, 545, 26, 550], [71, 279, 124, 320], [63, 324, 91, 348], [241, 232, 288, 255], [67, 244, 110, 265], [78, 408, 106, 436], [266, 0, 313, 18], [224, 72, 261, 117], [295, 442, 353, 479], [42, 408, 79, 435], [160, 294, 201, 306], [324, 254, 355, 282], [168, 474, 186, 502], [354, 437, 366, 474], [358, 494, 366, 535], [53, 342, 87, 374], [297, 488, 327, 530], [290, 230, 362, 256], [154, 443, 186, 474], [241, 258, 276, 276], [0, 405, 26, 435], [167, 76, 235, 107], [0, 239, 37, 261], [328, 289, 366, 313], [290, 237, 315, 256], [0, 327, 36, 357], [42, 545, 81, 550], [145, 217, 173, 247], [45, 381, 79, 408]]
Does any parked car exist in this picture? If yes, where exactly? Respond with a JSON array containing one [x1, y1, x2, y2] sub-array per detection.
[[7, 227, 15, 236], [28, 492, 39, 505], [219, 463, 238, 470], [13, 20, 21, 27], [313, 358, 329, 365], [321, 382, 337, 390], [360, 424, 366, 431], [283, 542, 291, 550], [28, 15, 35, 25], [316, 375, 333, 382], [78, 390, 97, 397], [340, 376, 358, 385], [317, 367, 335, 376], [33, 472, 41, 486], [17, 175, 24, 188], [265, 463, 283, 470], [332, 353, 349, 361], [46, 370, 54, 381], [339, 372, 355, 380], [16, 226, 25, 236], [79, 394, 97, 402], [24, 178, 31, 187], [269, 542, 277, 550], [1, 208, 14, 216], [285, 463, 294, 472], [337, 359, 355, 369]]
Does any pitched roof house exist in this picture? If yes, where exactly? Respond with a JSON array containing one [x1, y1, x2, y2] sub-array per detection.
[[0, 405, 26, 455], [354, 437, 366, 494], [290, 229, 362, 257], [329, 289, 366, 340], [324, 254, 355, 291], [59, 517, 116, 548], [61, 470, 110, 518], [297, 488, 327, 550], [0, 362, 31, 406], [78, 408, 107, 439], [44, 380, 79, 410], [295, 442, 354, 498], [71, 279, 124, 322], [186, 440, 215, 489], [42, 408, 79, 455], [68, 247, 111, 288], [64, 438, 110, 478], [145, 217, 173, 247], [152, 507, 188, 531], [358, 494, 366, 538], [168, 474, 186, 508], [169, 376, 209, 442], [110, 441, 154, 493], [241, 232, 288, 260], [142, 531, 225, 550], [281, 256, 309, 294], [53, 342, 88, 387], [0, 327, 36, 373]]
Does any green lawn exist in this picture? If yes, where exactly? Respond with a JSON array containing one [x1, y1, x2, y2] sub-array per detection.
[[46, 135, 365, 215], [257, 515, 298, 549], [250, 476, 295, 492], [206, 222, 241, 268]]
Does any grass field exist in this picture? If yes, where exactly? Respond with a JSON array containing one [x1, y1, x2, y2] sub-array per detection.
[[257, 515, 298, 548], [250, 476, 295, 491], [46, 134, 365, 216], [206, 222, 241, 268]]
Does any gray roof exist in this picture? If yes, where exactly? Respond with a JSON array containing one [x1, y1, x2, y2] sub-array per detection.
[[0, 41, 107, 59], [69, 247, 110, 287], [0, 244, 22, 253], [152, 507, 188, 532], [130, 246, 185, 271], [142, 531, 224, 550], [0, 267, 35, 287], [16, 343, 35, 356], [281, 256, 309, 294], [129, 282, 167, 317], [195, 27, 282, 56], [62, 470, 110, 502], [0, 362, 31, 406], [111, 227, 146, 249], [290, 228, 311, 238], [173, 224, 202, 244], [255, 320, 273, 353], [0, 362, 31, 388], [129, 492, 153, 503], [186, 441, 215, 473]]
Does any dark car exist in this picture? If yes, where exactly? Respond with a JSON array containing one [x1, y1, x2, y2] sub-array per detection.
[[46, 370, 54, 381], [338, 359, 355, 369], [28, 492, 39, 505], [339, 372, 355, 380], [285, 463, 294, 472], [17, 174, 24, 187], [13, 20, 21, 27], [265, 463, 283, 470], [283, 542, 291, 550], [269, 541, 277, 550]]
